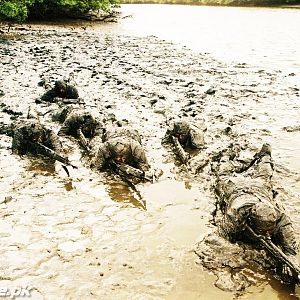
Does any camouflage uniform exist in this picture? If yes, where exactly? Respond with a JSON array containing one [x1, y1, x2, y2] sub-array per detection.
[[12, 119, 62, 156], [91, 127, 150, 172], [58, 108, 101, 139], [41, 79, 79, 102], [163, 120, 205, 150], [215, 144, 298, 256]]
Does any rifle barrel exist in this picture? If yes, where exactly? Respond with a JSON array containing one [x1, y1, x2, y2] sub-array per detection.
[[246, 225, 300, 282], [32, 141, 78, 169]]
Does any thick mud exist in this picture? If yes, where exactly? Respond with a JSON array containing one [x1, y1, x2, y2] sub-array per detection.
[[0, 25, 300, 299]]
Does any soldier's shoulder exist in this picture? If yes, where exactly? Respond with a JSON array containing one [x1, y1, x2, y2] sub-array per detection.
[[66, 85, 79, 99], [65, 108, 84, 119], [14, 118, 39, 129]]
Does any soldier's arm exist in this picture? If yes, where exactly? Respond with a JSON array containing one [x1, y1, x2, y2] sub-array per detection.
[[93, 119, 105, 138], [11, 129, 23, 154], [58, 114, 79, 137], [0, 122, 14, 137], [217, 190, 253, 242], [189, 125, 206, 149], [91, 143, 110, 171], [274, 213, 299, 255], [131, 141, 150, 172], [40, 89, 57, 102], [65, 86, 79, 99], [46, 130, 63, 155], [162, 124, 174, 145], [51, 107, 72, 123], [218, 214, 240, 242]]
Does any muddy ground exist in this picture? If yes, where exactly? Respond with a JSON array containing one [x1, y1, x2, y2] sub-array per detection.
[[0, 25, 300, 299]]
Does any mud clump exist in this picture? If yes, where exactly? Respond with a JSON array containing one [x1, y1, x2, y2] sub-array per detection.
[[195, 231, 269, 294]]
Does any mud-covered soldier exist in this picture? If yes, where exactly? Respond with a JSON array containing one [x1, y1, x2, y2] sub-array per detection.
[[12, 119, 63, 157], [214, 143, 299, 280], [164, 120, 205, 150], [40, 77, 79, 102], [163, 119, 206, 163], [91, 126, 151, 179], [57, 108, 101, 150]]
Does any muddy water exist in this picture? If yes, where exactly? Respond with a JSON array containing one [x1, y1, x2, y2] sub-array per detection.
[[0, 21, 299, 300], [106, 5, 300, 76]]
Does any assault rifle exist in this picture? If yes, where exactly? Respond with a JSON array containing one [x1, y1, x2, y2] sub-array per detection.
[[29, 141, 78, 173], [171, 136, 191, 169], [77, 128, 91, 151], [109, 160, 148, 210], [110, 161, 154, 183], [245, 225, 300, 284]]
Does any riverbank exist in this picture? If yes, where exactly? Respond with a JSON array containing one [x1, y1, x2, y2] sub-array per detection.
[[121, 0, 300, 7], [1, 25, 300, 299]]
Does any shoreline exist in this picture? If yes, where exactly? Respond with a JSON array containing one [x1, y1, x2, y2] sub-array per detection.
[[120, 1, 300, 8]]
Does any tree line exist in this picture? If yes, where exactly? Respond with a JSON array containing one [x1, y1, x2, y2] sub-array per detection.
[[0, 0, 119, 22]]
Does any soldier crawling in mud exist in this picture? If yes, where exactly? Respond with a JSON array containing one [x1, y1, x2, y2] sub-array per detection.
[[163, 119, 206, 150], [40, 75, 79, 102], [53, 107, 102, 151], [213, 143, 299, 281], [91, 123, 152, 180], [162, 119, 208, 172], [12, 118, 63, 157], [163, 119, 206, 165]]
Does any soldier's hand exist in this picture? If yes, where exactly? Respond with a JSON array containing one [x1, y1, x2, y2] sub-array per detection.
[[282, 265, 294, 283], [277, 263, 295, 284], [154, 169, 163, 179], [144, 170, 154, 179]]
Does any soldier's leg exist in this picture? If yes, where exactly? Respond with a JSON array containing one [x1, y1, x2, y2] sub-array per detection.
[[253, 144, 274, 181]]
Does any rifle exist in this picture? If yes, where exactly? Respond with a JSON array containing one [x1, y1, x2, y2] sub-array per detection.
[[171, 136, 191, 170], [77, 128, 92, 151], [110, 161, 154, 183], [245, 225, 300, 283], [29, 141, 78, 172], [109, 160, 147, 210]]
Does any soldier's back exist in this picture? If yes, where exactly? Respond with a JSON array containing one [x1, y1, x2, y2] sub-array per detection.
[[104, 126, 142, 144]]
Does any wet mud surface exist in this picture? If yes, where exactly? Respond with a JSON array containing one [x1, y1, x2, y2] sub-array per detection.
[[0, 25, 300, 299]]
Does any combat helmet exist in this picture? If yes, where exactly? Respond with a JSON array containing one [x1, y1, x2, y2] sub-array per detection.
[[249, 201, 279, 235], [110, 139, 130, 163]]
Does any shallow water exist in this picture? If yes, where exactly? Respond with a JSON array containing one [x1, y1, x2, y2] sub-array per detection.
[[107, 5, 300, 75]]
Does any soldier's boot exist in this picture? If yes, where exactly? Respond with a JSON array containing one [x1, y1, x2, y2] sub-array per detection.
[[256, 143, 272, 159]]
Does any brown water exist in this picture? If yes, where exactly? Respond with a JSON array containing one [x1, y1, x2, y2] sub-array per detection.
[[106, 5, 300, 77], [0, 7, 300, 299]]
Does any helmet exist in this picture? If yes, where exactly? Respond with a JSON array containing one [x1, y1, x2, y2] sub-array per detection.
[[173, 121, 190, 144], [111, 140, 129, 163], [173, 121, 190, 135], [250, 201, 279, 234], [19, 120, 43, 142], [66, 85, 79, 99], [54, 80, 67, 97]]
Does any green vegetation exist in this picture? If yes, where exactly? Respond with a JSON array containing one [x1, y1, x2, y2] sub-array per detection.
[[0, 0, 118, 22]]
